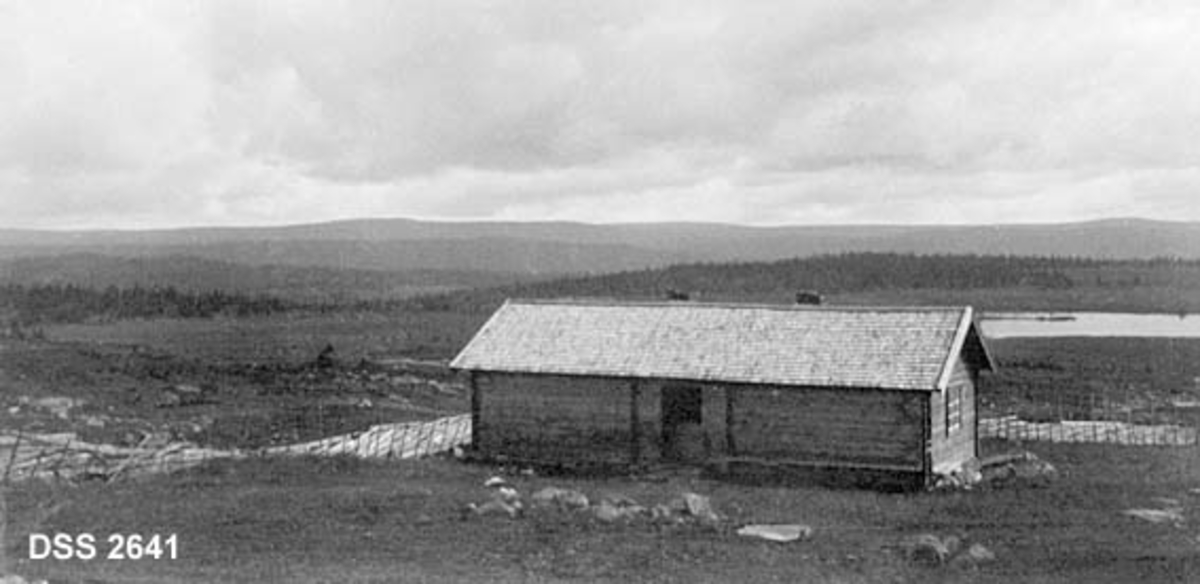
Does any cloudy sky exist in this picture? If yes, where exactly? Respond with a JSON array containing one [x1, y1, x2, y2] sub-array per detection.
[[2, 0, 1199, 229]]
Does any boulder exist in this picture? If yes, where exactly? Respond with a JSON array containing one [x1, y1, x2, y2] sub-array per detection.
[[942, 535, 963, 557], [736, 524, 813, 543], [981, 451, 1058, 488], [948, 542, 996, 569], [494, 486, 521, 503], [902, 533, 950, 566], [965, 543, 995, 563], [1124, 508, 1184, 524], [592, 500, 624, 523], [590, 497, 650, 522], [531, 487, 590, 511], [1, 575, 47, 584], [469, 499, 521, 518], [676, 492, 721, 524], [651, 503, 679, 523]]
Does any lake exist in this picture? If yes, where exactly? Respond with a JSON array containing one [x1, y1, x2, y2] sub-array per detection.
[[982, 312, 1200, 339]]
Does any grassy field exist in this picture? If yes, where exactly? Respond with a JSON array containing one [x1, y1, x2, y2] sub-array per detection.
[[42, 311, 489, 364], [0, 336, 468, 450], [835, 285, 1200, 314], [5, 441, 1200, 584], [40, 313, 1200, 420], [982, 337, 1200, 425], [6, 310, 1200, 583]]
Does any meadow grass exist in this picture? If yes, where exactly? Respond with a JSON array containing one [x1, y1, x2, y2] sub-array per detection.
[[6, 441, 1200, 584]]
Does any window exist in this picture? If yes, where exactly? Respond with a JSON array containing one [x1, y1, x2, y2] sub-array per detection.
[[946, 385, 962, 434]]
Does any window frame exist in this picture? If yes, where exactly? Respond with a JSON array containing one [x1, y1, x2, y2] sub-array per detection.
[[946, 384, 962, 434]]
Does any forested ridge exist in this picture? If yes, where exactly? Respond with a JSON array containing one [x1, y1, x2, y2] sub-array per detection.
[[2, 253, 1197, 324], [399, 253, 1200, 313], [0, 283, 293, 325]]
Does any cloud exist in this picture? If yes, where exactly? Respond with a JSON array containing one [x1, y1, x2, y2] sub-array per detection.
[[1, 0, 1198, 228]]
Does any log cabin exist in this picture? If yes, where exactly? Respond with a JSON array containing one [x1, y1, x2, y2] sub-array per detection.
[[450, 299, 995, 488]]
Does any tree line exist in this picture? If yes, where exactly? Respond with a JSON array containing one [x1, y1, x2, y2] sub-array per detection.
[[3, 253, 1195, 322], [0, 283, 294, 324], [396, 252, 1198, 313]]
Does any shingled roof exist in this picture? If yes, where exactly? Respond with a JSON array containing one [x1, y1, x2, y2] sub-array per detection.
[[451, 299, 994, 391]]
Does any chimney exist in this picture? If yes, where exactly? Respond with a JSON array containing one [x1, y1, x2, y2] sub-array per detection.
[[664, 288, 691, 301], [795, 290, 822, 305]]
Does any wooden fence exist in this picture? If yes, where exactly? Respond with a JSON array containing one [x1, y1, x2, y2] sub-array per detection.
[[980, 416, 1200, 446], [1, 414, 473, 483], [262, 414, 471, 459]]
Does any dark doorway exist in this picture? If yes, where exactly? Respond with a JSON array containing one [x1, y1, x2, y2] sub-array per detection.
[[662, 385, 705, 461]]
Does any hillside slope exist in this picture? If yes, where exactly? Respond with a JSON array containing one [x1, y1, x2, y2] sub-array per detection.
[[0, 219, 1196, 277], [402, 253, 1200, 314], [0, 254, 529, 301]]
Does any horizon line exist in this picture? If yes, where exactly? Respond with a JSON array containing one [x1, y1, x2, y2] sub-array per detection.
[[0, 215, 1191, 234]]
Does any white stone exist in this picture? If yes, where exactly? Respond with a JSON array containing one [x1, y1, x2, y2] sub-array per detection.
[[736, 524, 813, 542]]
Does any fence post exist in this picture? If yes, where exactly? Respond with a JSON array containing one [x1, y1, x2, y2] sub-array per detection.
[[421, 422, 433, 458], [398, 424, 411, 458]]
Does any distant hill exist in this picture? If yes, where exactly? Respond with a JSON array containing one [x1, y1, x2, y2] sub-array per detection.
[[0, 218, 1196, 278], [0, 236, 682, 275], [0, 254, 530, 302]]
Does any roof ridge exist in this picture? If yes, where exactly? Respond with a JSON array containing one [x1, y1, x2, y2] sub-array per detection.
[[507, 297, 970, 313]]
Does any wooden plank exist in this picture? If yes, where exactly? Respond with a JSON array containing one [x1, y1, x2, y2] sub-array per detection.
[[921, 391, 931, 483], [630, 380, 641, 465], [713, 455, 922, 473], [726, 385, 736, 457], [469, 371, 481, 450]]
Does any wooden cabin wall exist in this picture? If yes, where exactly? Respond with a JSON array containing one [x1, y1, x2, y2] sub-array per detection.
[[929, 356, 978, 474], [730, 385, 926, 470], [475, 372, 636, 465], [471, 374, 733, 466]]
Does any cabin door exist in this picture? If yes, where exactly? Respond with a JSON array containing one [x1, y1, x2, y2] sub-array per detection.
[[662, 385, 705, 462]]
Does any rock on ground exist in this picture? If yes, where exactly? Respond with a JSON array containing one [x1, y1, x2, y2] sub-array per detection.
[[736, 524, 813, 542], [965, 543, 995, 563], [531, 486, 589, 511], [902, 533, 951, 566], [948, 543, 997, 569], [1124, 508, 1184, 524], [469, 499, 521, 518], [0, 575, 47, 584], [651, 503, 678, 523], [590, 496, 648, 522], [902, 534, 996, 569], [675, 492, 721, 524], [980, 451, 1058, 487], [592, 500, 624, 522]]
